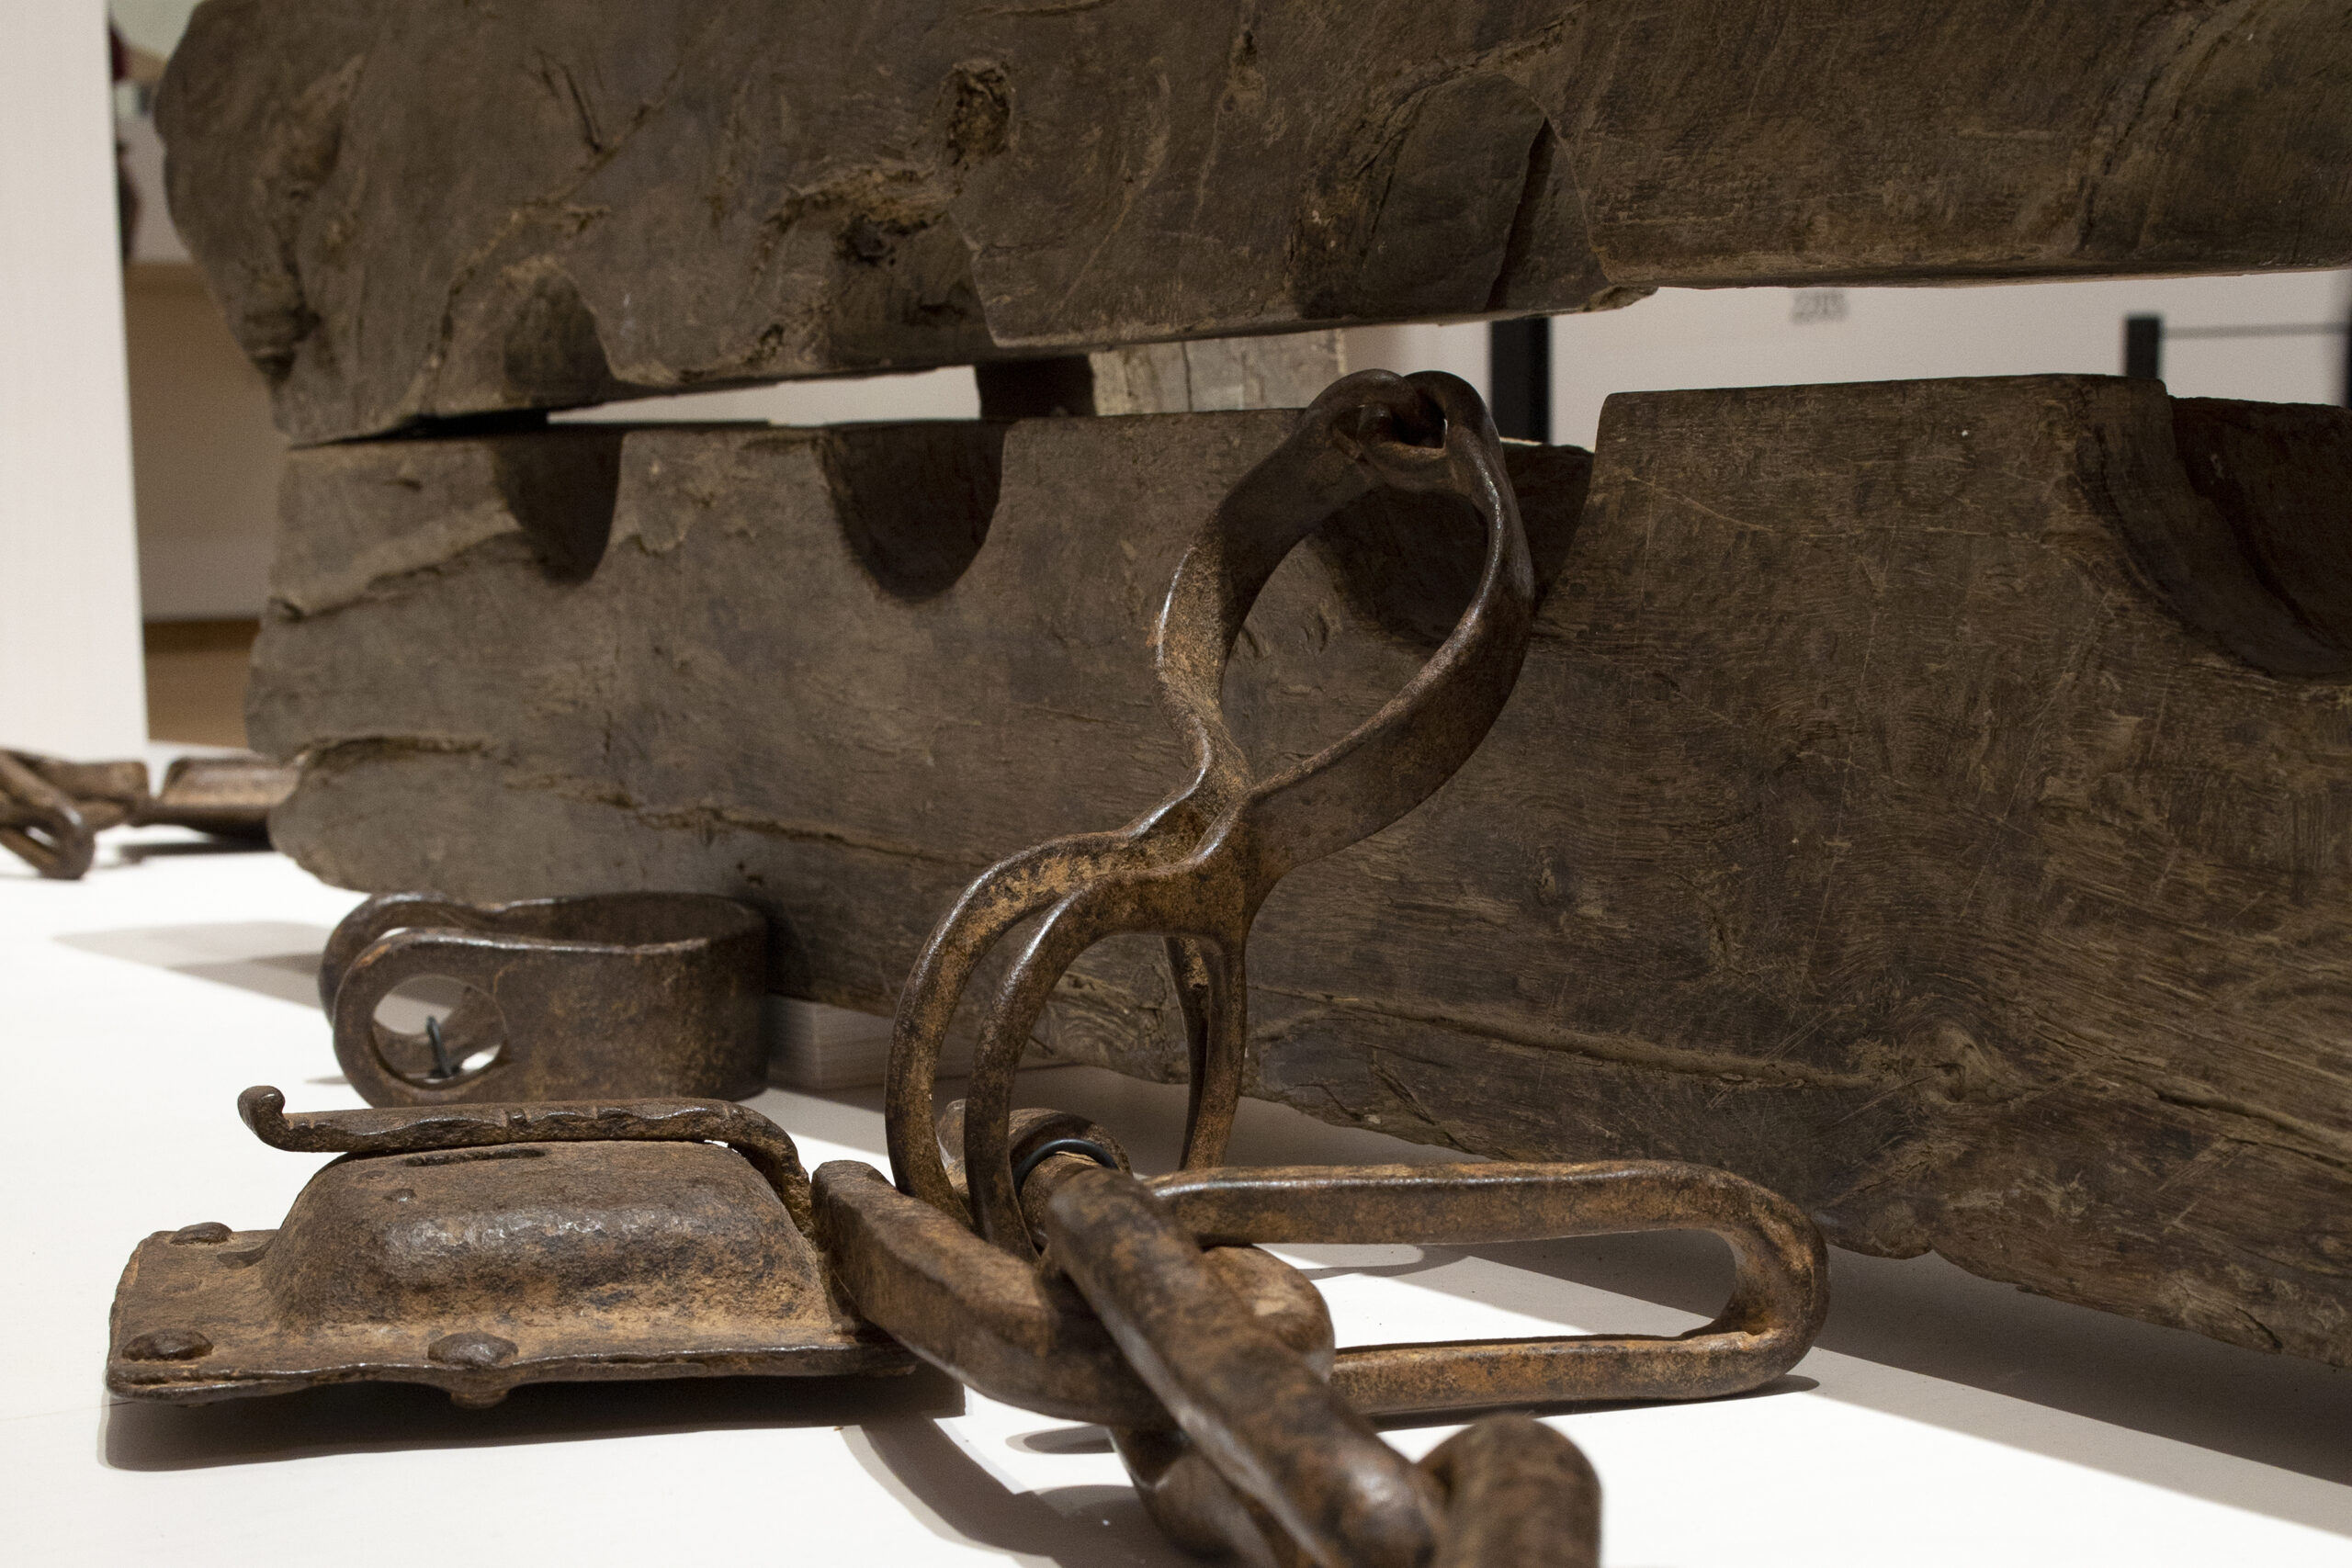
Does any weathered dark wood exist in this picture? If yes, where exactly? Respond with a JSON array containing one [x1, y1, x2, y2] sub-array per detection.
[[163, 0, 2352, 443], [249, 378, 2352, 1366]]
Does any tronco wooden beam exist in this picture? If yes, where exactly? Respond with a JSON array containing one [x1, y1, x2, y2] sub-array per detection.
[[249, 376, 2352, 1366]]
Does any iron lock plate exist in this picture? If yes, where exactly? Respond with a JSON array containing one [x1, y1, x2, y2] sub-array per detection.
[[108, 1090, 912, 1406]]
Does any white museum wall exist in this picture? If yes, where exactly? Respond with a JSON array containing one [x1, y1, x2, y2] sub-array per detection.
[[1342, 320, 1495, 393], [111, 0, 278, 625], [1544, 270, 2352, 450], [1, 0, 148, 757], [1349, 271, 2351, 449], [561, 367, 983, 426], [121, 265, 287, 621]]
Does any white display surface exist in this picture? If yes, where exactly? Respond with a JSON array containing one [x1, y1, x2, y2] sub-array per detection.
[[5, 827, 2346, 1565]]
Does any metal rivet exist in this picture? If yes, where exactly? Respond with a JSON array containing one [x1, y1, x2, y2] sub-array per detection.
[[427, 1331, 517, 1369], [124, 1328, 213, 1361]]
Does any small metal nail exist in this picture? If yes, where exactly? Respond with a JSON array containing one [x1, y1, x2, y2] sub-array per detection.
[[124, 1328, 213, 1361]]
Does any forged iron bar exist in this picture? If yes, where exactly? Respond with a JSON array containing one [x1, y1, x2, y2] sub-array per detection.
[[813, 1157, 1336, 1427], [1419, 1416, 1602, 1568], [1043, 1159, 1608, 1568], [142, 753, 290, 840], [0, 749, 102, 879], [1044, 1161, 1449, 1568], [1145, 1160, 1827, 1414]]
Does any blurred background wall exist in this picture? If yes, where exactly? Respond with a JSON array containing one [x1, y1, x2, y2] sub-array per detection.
[[0, 0, 147, 758]]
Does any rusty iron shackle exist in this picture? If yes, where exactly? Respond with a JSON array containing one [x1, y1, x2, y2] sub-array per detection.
[[854, 369, 1829, 1563], [0, 749, 104, 879], [886, 369, 1537, 1254], [1040, 1151, 1819, 1566], [0, 749, 291, 880], [315, 891, 768, 1106]]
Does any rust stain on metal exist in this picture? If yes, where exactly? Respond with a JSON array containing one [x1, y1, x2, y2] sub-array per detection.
[[1137, 1159, 1826, 1415], [1042, 1161, 1619, 1568]]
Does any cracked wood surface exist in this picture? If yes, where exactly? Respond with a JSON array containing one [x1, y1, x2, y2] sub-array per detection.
[[249, 378, 2352, 1365], [162, 0, 2352, 443]]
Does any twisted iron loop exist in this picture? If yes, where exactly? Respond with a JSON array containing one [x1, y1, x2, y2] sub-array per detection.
[[885, 369, 1536, 1253]]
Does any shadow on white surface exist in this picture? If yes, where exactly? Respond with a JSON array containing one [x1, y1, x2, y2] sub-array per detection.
[[1010, 1424, 1119, 1456], [1435, 1229, 2349, 1502], [113, 839, 274, 865], [55, 918, 2349, 1531], [848, 1417, 1194, 1567], [102, 1367, 966, 1471], [0, 828, 276, 881], [55, 920, 329, 1010]]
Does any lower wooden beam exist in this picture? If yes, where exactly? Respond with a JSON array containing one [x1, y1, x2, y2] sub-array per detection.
[[251, 376, 2352, 1365]]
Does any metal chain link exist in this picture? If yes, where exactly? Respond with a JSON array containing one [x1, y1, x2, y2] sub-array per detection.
[[838, 370, 1833, 1564]]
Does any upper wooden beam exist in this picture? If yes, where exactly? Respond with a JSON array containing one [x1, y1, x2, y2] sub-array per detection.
[[162, 0, 2352, 443]]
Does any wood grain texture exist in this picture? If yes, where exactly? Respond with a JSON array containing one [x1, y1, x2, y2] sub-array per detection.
[[161, 0, 2352, 443], [248, 378, 2352, 1365]]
